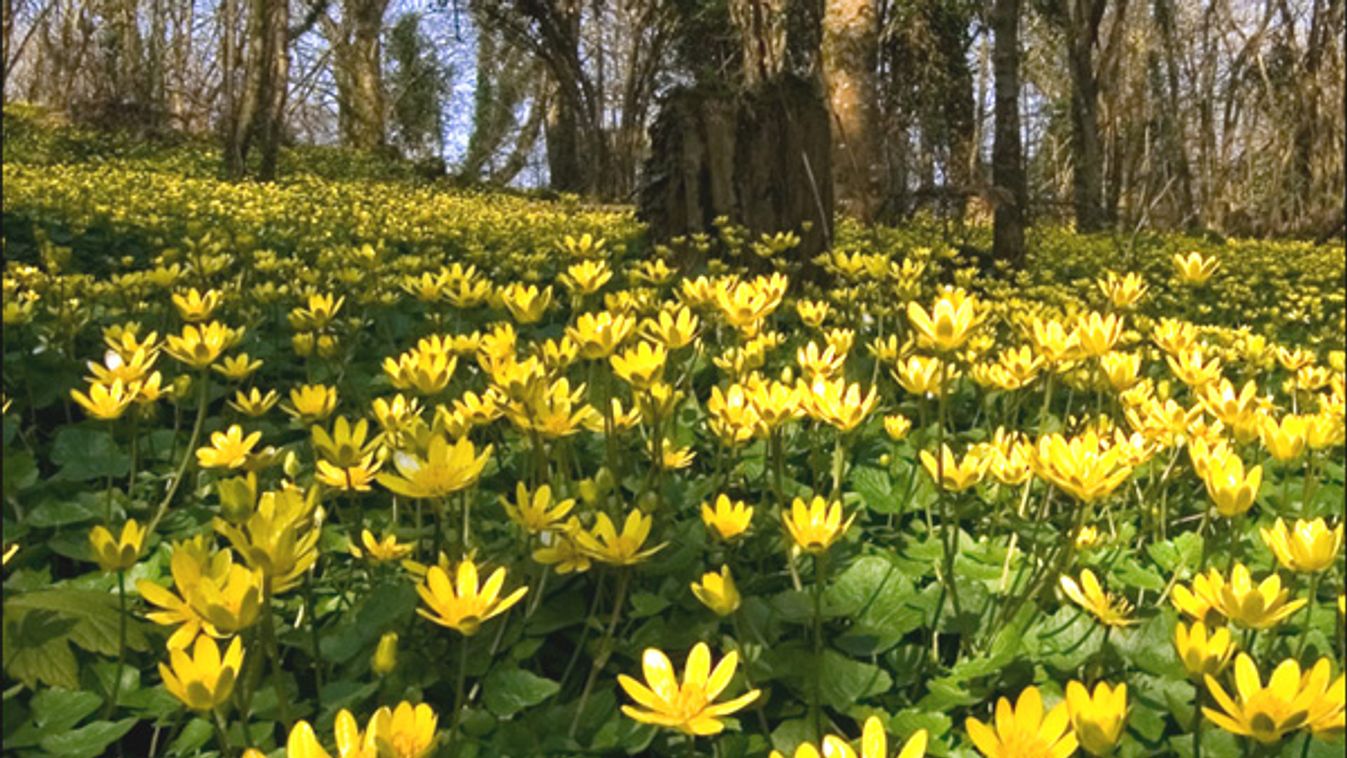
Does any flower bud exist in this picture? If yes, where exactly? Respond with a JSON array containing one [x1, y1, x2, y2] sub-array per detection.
[[372, 631, 398, 675], [292, 332, 315, 357]]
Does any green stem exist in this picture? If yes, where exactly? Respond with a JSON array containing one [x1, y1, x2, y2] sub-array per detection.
[[146, 372, 210, 536], [102, 570, 128, 719], [261, 579, 292, 728], [1295, 573, 1322, 658], [211, 708, 234, 758], [570, 569, 630, 739], [811, 552, 829, 741], [447, 633, 469, 751]]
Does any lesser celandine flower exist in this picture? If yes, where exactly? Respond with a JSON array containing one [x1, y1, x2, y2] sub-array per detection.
[[282, 383, 339, 422], [800, 376, 878, 431], [1171, 569, 1224, 626], [229, 387, 279, 417], [1098, 351, 1141, 390], [1059, 569, 1136, 626], [644, 305, 699, 348], [195, 424, 262, 469], [172, 288, 221, 322], [1173, 251, 1220, 284], [1259, 413, 1308, 462], [501, 483, 575, 534], [1199, 450, 1261, 518], [372, 631, 399, 675], [883, 413, 912, 441], [416, 558, 527, 636], [772, 717, 928, 758], [1203, 654, 1342, 744], [368, 701, 438, 757], [965, 685, 1078, 758], [212, 353, 262, 381], [377, 434, 492, 499], [1031, 430, 1133, 503], [531, 519, 592, 574], [1211, 563, 1306, 629], [1065, 681, 1127, 756], [88, 520, 146, 572], [920, 444, 991, 492], [159, 634, 244, 712], [575, 510, 666, 565], [164, 321, 235, 369], [690, 565, 741, 617], [611, 340, 667, 389], [352, 530, 413, 562], [1029, 316, 1082, 364], [1260, 517, 1343, 573], [701, 494, 753, 541], [71, 379, 137, 420], [907, 287, 980, 352], [617, 642, 760, 736], [1097, 271, 1147, 309], [783, 496, 854, 554], [1174, 620, 1236, 679], [1076, 312, 1123, 357]]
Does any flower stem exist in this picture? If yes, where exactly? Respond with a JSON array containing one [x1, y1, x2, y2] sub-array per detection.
[[811, 552, 829, 741], [211, 708, 234, 758], [146, 372, 210, 536], [447, 632, 469, 751], [1295, 572, 1322, 658], [101, 570, 128, 719], [570, 569, 630, 739]]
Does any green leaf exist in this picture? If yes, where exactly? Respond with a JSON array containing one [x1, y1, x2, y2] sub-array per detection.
[[26, 492, 103, 528], [168, 718, 214, 756], [1113, 557, 1165, 592], [319, 580, 417, 664], [50, 426, 129, 482], [850, 466, 898, 514], [2, 612, 79, 690], [3, 449, 38, 497], [629, 591, 671, 619], [482, 666, 561, 717], [39, 717, 137, 758], [6, 588, 148, 655], [811, 650, 892, 710]]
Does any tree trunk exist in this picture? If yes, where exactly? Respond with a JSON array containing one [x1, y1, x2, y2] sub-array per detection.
[[226, 0, 289, 181], [1152, 0, 1195, 225], [991, 0, 1026, 265], [329, 0, 388, 150], [1059, 0, 1107, 232], [822, 0, 881, 221]]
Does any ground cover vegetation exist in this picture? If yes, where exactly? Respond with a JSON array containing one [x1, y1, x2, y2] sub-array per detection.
[[1, 110, 1345, 758]]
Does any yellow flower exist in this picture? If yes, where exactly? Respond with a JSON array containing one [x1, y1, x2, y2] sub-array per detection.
[[86, 346, 156, 385], [164, 321, 235, 369], [71, 379, 137, 420], [797, 341, 847, 380], [707, 384, 761, 445], [701, 494, 753, 541], [1173, 251, 1220, 285], [196, 424, 262, 469], [1166, 347, 1223, 387], [691, 565, 741, 617], [800, 376, 878, 432], [560, 259, 613, 295], [796, 299, 831, 328], [352, 530, 414, 562], [288, 292, 345, 330], [907, 287, 980, 352], [1174, 620, 1237, 680], [498, 282, 552, 324], [1260, 517, 1344, 573], [1029, 316, 1082, 364], [568, 310, 637, 358], [372, 632, 399, 676], [383, 343, 457, 396], [416, 559, 527, 636], [1151, 318, 1198, 356], [212, 353, 262, 382], [159, 634, 244, 712], [920, 444, 990, 492], [1203, 654, 1341, 744], [172, 288, 221, 322], [531, 519, 592, 574], [228, 387, 279, 417], [1032, 431, 1133, 503], [1075, 312, 1123, 357], [1259, 413, 1308, 463], [214, 487, 320, 593], [368, 701, 439, 758], [611, 340, 668, 389], [88, 520, 146, 572], [500, 483, 575, 534], [1065, 681, 1127, 756], [965, 686, 1078, 758], [1213, 563, 1307, 630], [575, 510, 666, 565], [1098, 351, 1141, 391], [1059, 569, 1136, 626], [617, 642, 760, 736], [1097, 271, 1147, 309], [883, 413, 912, 441], [1172, 569, 1225, 626], [282, 383, 339, 422], [783, 496, 854, 554], [1199, 450, 1261, 518], [378, 434, 492, 499], [643, 306, 700, 349]]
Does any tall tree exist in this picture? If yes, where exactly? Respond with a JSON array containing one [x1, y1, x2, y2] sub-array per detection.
[[822, 0, 881, 220], [386, 11, 448, 159], [1045, 0, 1109, 232], [991, 0, 1026, 263], [323, 0, 390, 150]]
